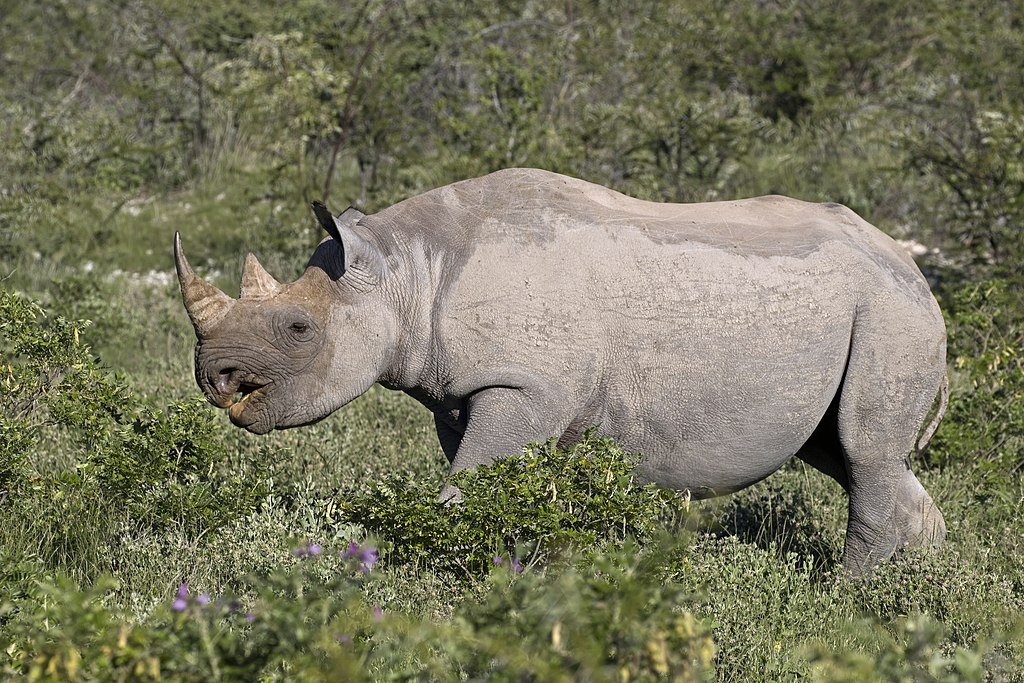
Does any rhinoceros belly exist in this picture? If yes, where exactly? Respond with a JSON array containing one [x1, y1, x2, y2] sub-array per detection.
[[587, 241, 855, 494], [446, 224, 859, 495]]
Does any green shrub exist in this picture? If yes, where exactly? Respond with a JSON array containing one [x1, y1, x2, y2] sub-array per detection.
[[852, 544, 1023, 647], [339, 434, 682, 578], [0, 290, 270, 575], [901, 100, 1024, 265], [450, 538, 715, 682], [0, 416, 32, 503], [1, 554, 375, 682], [84, 399, 272, 534], [931, 275, 1024, 480], [806, 613, 1002, 683], [1, 538, 715, 682]]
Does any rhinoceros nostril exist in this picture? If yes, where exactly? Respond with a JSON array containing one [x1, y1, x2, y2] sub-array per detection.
[[213, 367, 241, 396]]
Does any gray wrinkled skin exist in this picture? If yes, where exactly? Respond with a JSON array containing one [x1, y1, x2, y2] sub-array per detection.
[[175, 168, 948, 576]]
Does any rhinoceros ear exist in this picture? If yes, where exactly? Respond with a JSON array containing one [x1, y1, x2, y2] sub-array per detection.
[[309, 201, 380, 289], [312, 201, 364, 243]]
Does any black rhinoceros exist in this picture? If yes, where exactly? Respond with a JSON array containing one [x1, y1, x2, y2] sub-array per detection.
[[174, 168, 947, 575]]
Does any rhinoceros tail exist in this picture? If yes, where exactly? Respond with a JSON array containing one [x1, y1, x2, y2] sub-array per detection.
[[916, 372, 948, 454]]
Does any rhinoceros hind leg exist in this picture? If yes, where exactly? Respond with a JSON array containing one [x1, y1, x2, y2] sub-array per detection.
[[796, 396, 850, 492], [894, 469, 946, 549], [835, 311, 946, 578]]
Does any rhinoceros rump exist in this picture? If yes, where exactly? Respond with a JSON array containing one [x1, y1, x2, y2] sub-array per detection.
[[175, 168, 947, 576]]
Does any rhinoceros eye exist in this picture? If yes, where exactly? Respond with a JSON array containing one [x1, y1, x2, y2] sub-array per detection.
[[274, 310, 317, 348]]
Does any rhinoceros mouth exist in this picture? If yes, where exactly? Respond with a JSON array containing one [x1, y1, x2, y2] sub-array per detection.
[[226, 381, 265, 412], [226, 382, 275, 433], [204, 370, 270, 409]]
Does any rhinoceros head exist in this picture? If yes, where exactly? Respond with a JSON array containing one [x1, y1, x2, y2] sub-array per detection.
[[174, 203, 397, 434]]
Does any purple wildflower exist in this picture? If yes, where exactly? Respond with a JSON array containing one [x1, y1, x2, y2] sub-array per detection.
[[510, 557, 524, 574], [342, 542, 380, 573], [196, 593, 210, 606], [358, 546, 379, 573], [245, 612, 256, 624], [172, 583, 188, 612], [294, 541, 324, 558], [492, 554, 504, 565], [372, 606, 383, 621]]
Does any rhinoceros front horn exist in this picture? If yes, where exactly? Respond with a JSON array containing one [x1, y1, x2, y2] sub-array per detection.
[[240, 252, 281, 299], [174, 232, 233, 336]]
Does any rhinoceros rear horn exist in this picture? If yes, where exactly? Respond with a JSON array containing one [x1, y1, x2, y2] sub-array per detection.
[[240, 252, 281, 299], [174, 232, 233, 336]]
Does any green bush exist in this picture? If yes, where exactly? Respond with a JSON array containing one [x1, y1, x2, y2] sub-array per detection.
[[1, 539, 715, 682], [806, 614, 998, 683], [340, 434, 682, 578], [0, 290, 270, 576], [450, 539, 715, 682], [931, 275, 1024, 479], [1, 555, 374, 682], [901, 99, 1024, 264]]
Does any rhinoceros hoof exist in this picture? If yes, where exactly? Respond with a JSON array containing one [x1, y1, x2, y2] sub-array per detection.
[[895, 472, 947, 549]]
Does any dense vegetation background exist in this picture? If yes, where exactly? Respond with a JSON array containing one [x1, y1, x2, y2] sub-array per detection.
[[1, 0, 1022, 680]]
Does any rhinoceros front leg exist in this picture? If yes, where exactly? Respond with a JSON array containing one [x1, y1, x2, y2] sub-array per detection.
[[438, 385, 573, 504]]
